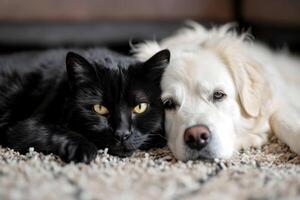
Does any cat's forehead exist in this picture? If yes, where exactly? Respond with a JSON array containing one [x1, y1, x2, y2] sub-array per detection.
[[131, 90, 149, 101], [92, 58, 144, 82]]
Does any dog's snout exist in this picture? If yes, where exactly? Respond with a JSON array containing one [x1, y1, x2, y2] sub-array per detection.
[[184, 125, 211, 150]]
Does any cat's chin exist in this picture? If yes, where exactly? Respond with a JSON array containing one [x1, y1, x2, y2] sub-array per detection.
[[107, 147, 135, 158]]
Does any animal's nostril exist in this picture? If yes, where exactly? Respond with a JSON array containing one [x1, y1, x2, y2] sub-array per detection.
[[123, 131, 130, 139], [115, 130, 131, 142], [200, 132, 209, 141], [187, 134, 196, 143], [184, 125, 211, 150]]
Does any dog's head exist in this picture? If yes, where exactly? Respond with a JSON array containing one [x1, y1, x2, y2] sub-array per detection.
[[161, 49, 235, 160], [134, 23, 271, 161], [161, 40, 270, 161]]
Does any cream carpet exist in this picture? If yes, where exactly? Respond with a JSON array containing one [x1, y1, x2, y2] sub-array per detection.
[[0, 136, 300, 200]]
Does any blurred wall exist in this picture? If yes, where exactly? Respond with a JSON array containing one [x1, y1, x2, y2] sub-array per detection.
[[0, 0, 234, 21], [0, 0, 299, 53]]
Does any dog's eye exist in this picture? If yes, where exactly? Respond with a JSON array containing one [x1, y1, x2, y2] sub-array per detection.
[[163, 98, 178, 110], [213, 90, 226, 101], [94, 104, 109, 115]]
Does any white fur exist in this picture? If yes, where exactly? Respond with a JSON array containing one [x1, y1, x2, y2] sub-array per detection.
[[133, 22, 300, 161]]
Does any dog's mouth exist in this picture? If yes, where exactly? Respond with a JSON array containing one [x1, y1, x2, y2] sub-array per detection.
[[183, 144, 217, 161], [195, 154, 216, 161]]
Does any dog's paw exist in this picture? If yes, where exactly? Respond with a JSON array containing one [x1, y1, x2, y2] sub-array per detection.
[[236, 133, 268, 150], [62, 140, 97, 163]]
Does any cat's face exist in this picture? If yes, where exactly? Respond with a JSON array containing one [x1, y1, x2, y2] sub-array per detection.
[[66, 50, 170, 156]]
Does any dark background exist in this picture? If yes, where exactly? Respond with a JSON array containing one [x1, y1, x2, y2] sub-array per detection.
[[0, 0, 299, 55]]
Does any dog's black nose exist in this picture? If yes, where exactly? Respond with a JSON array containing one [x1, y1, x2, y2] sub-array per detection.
[[184, 125, 211, 150]]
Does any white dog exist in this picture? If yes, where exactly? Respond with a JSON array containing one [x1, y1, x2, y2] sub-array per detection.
[[133, 22, 300, 161]]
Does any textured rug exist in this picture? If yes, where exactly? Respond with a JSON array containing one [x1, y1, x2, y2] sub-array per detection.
[[0, 136, 300, 200]]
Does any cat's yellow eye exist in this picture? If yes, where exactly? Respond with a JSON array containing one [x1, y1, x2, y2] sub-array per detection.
[[94, 104, 109, 115], [133, 103, 148, 114]]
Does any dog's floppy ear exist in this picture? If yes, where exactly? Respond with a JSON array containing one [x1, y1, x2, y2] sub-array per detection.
[[224, 49, 270, 117], [143, 49, 170, 81]]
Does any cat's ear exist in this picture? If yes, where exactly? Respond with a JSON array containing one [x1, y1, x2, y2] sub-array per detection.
[[143, 49, 170, 81], [66, 52, 97, 88]]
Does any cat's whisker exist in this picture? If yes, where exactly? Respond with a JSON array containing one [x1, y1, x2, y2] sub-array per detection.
[[113, 137, 121, 143], [146, 133, 167, 141]]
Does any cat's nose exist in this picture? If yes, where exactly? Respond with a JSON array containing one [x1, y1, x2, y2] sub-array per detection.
[[115, 130, 131, 142]]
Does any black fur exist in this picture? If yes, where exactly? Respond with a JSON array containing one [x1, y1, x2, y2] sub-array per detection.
[[0, 48, 170, 163]]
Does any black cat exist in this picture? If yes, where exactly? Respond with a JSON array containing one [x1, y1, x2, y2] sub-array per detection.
[[0, 48, 170, 163]]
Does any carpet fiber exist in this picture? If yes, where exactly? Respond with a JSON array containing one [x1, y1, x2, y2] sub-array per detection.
[[0, 136, 300, 200]]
